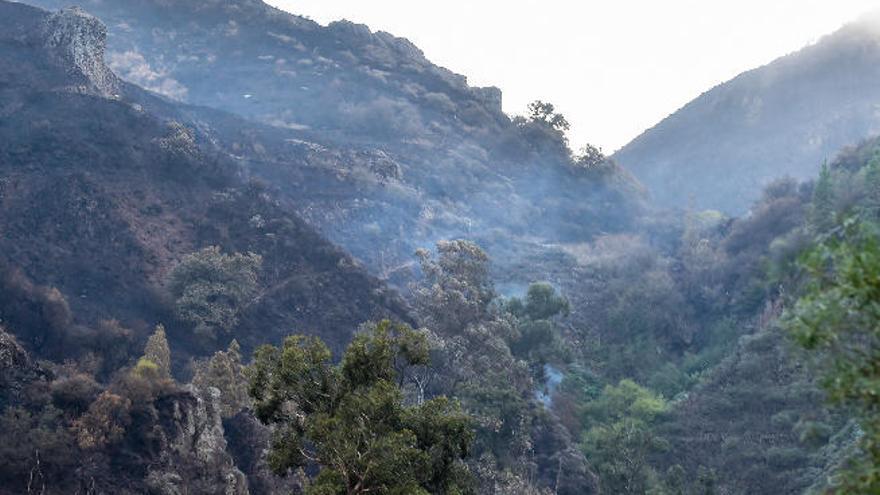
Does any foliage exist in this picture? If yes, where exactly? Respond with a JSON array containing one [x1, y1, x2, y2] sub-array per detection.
[[412, 242, 541, 481], [0, 261, 72, 357], [414, 240, 495, 335], [575, 143, 606, 169], [784, 220, 880, 491], [508, 282, 570, 321], [143, 324, 171, 379], [248, 320, 475, 495], [864, 152, 880, 214], [192, 339, 250, 418], [0, 405, 77, 488], [809, 163, 836, 233], [581, 380, 670, 494], [74, 391, 133, 450], [168, 246, 262, 338], [507, 283, 571, 367], [526, 101, 571, 132]]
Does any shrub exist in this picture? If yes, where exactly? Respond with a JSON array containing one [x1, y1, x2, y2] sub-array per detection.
[[191, 339, 249, 418], [168, 246, 262, 338]]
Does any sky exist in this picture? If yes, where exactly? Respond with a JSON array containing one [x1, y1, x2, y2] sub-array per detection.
[[266, 1, 878, 153]]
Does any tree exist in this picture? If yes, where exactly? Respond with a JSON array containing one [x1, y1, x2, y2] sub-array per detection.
[[248, 320, 475, 495], [414, 240, 495, 335], [809, 162, 835, 233], [507, 283, 570, 366], [143, 324, 171, 379], [575, 144, 606, 169], [74, 391, 132, 450], [863, 152, 880, 215], [581, 380, 669, 495], [508, 283, 570, 321], [784, 220, 880, 491], [527, 101, 571, 132], [192, 339, 250, 418], [168, 246, 262, 338]]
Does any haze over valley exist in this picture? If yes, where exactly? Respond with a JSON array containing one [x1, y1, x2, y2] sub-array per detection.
[[2, 1, 880, 494]]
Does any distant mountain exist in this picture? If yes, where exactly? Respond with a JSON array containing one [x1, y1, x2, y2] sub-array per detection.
[[21, 0, 644, 282], [614, 12, 880, 214]]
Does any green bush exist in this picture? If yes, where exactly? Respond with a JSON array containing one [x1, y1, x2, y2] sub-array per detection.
[[168, 246, 262, 338]]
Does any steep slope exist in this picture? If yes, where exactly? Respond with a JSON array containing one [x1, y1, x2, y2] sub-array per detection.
[[614, 12, 880, 214], [0, 1, 410, 365], [21, 0, 644, 283], [0, 324, 256, 495]]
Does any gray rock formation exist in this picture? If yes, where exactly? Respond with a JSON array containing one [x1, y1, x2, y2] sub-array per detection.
[[146, 386, 249, 495], [41, 7, 119, 96], [225, 411, 303, 495], [0, 327, 49, 407]]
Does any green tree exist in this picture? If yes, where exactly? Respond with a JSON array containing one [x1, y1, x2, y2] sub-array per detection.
[[192, 339, 249, 417], [508, 282, 569, 321], [507, 283, 570, 366], [581, 380, 669, 494], [168, 246, 262, 338], [414, 240, 495, 335], [575, 143, 606, 169], [143, 324, 171, 379], [863, 152, 880, 215], [784, 220, 880, 491], [809, 162, 835, 233], [248, 320, 475, 495], [527, 101, 571, 132]]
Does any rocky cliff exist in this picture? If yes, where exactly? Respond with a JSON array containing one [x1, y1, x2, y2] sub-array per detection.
[[0, 325, 251, 494], [0, 3, 117, 96], [41, 7, 119, 96], [145, 386, 249, 495], [0, 327, 49, 408]]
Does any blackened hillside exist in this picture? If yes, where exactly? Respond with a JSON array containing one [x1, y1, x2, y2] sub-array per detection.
[[0, 1, 410, 366]]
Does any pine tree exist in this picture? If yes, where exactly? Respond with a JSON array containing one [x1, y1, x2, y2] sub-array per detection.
[[192, 339, 249, 417], [809, 162, 835, 233], [863, 153, 880, 215], [143, 324, 171, 379]]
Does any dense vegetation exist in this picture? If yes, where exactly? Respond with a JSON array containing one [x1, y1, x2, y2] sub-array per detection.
[[3, 0, 880, 494], [249, 321, 473, 495]]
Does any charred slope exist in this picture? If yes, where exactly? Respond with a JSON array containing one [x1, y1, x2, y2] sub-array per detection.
[[614, 13, 880, 214], [0, 326, 254, 495], [0, 1, 411, 365], [21, 0, 644, 282]]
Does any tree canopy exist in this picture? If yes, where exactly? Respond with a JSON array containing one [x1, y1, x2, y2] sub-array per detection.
[[168, 246, 262, 338], [248, 320, 475, 495], [784, 220, 880, 492], [527, 101, 571, 132]]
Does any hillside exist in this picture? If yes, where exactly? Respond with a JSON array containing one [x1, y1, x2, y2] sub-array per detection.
[[22, 0, 645, 283], [0, 1, 410, 363], [4, 1, 880, 494], [614, 12, 880, 214]]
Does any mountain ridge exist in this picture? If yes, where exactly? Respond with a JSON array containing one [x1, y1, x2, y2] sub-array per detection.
[[614, 12, 880, 213]]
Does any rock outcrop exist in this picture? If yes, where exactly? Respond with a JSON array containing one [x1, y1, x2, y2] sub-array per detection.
[[41, 7, 119, 96], [225, 411, 303, 495], [0, 327, 49, 407], [0, 2, 118, 97], [146, 386, 249, 495]]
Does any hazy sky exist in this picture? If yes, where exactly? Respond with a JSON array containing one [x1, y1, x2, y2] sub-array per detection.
[[266, 1, 877, 152]]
